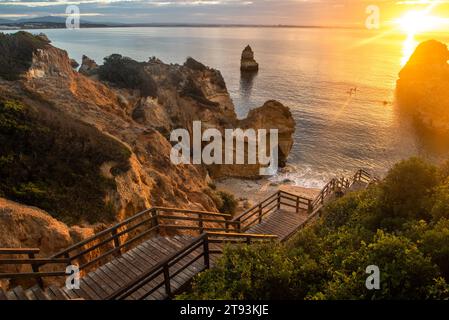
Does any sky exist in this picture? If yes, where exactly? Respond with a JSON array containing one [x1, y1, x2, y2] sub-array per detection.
[[0, 0, 448, 26]]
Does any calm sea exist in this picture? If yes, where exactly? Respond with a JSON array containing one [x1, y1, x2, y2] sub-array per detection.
[[18, 27, 449, 187]]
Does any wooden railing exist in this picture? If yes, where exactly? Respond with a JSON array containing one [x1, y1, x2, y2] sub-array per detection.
[[106, 232, 278, 300], [0, 168, 377, 288], [232, 190, 313, 232], [0, 207, 235, 285], [310, 169, 376, 212], [0, 248, 70, 287]]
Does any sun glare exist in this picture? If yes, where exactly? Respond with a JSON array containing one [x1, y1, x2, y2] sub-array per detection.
[[396, 10, 442, 34], [394, 7, 448, 66]]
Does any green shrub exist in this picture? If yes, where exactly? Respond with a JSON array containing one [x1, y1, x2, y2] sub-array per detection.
[[420, 219, 449, 279], [180, 76, 219, 107], [184, 57, 207, 71], [179, 244, 295, 300], [217, 191, 237, 215], [98, 54, 157, 98], [204, 188, 237, 215], [379, 157, 438, 222], [430, 183, 449, 221], [0, 98, 131, 224], [0, 32, 50, 81], [182, 157, 449, 300]]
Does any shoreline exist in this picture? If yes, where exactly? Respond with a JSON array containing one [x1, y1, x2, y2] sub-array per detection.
[[216, 177, 321, 213]]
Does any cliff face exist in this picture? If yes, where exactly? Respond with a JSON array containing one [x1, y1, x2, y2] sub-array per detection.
[[0, 32, 295, 255], [396, 40, 449, 135]]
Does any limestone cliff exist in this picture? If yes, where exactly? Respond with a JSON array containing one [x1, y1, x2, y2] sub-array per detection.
[[0, 32, 295, 256], [396, 40, 449, 135]]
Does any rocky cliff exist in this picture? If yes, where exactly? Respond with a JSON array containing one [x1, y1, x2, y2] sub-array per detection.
[[396, 40, 449, 135], [0, 32, 295, 257]]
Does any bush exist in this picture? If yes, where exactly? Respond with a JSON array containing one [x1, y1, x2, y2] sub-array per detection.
[[379, 157, 438, 222], [184, 57, 207, 71], [217, 191, 237, 215], [98, 54, 157, 98], [0, 98, 131, 224], [182, 157, 449, 300], [420, 219, 449, 279], [180, 76, 219, 107], [179, 244, 295, 300], [430, 183, 449, 221], [204, 188, 237, 215], [0, 31, 50, 80]]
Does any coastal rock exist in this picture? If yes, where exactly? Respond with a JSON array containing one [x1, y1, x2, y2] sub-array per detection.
[[243, 100, 295, 168], [396, 40, 449, 135], [240, 45, 259, 72], [0, 198, 72, 255], [208, 100, 295, 179], [70, 58, 79, 69], [0, 32, 296, 252], [79, 55, 99, 76], [0, 197, 100, 289]]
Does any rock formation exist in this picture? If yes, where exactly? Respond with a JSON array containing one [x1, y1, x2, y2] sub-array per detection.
[[208, 100, 295, 178], [240, 45, 259, 72], [0, 197, 95, 288], [78, 55, 99, 76], [396, 40, 449, 135], [0, 32, 295, 259]]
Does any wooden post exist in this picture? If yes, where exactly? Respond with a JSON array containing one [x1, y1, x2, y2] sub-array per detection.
[[277, 192, 281, 210], [163, 265, 171, 297], [296, 196, 300, 213], [152, 209, 159, 234], [198, 213, 204, 234], [236, 218, 241, 233], [64, 252, 72, 267], [29, 252, 44, 288], [112, 227, 121, 254], [258, 203, 263, 223], [307, 199, 313, 214], [203, 237, 210, 269]]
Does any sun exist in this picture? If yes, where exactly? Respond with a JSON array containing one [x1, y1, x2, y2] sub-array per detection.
[[395, 10, 444, 35], [394, 8, 447, 66]]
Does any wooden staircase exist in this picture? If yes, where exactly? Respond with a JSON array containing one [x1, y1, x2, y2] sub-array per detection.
[[0, 169, 377, 300]]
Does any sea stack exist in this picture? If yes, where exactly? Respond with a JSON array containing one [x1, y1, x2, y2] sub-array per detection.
[[396, 40, 449, 135], [240, 45, 259, 72]]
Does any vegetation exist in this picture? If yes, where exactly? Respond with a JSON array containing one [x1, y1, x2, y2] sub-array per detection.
[[0, 98, 131, 224], [180, 76, 219, 107], [204, 188, 238, 215], [0, 32, 50, 80], [184, 57, 207, 71], [98, 54, 157, 98], [181, 158, 449, 300]]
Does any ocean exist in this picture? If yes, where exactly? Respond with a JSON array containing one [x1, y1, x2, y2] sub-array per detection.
[[17, 27, 449, 187]]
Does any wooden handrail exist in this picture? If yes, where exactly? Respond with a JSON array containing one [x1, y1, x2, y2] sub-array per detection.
[[0, 250, 69, 286], [106, 232, 277, 300], [0, 248, 40, 255], [0, 168, 376, 288], [207, 232, 278, 239]]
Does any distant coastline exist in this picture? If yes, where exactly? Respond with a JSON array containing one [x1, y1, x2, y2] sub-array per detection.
[[0, 17, 364, 31]]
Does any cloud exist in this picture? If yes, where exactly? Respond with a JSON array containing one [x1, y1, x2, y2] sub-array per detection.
[[1, 0, 445, 25]]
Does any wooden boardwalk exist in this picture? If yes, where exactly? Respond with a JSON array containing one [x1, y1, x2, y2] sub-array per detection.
[[247, 209, 308, 241], [0, 169, 377, 300]]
